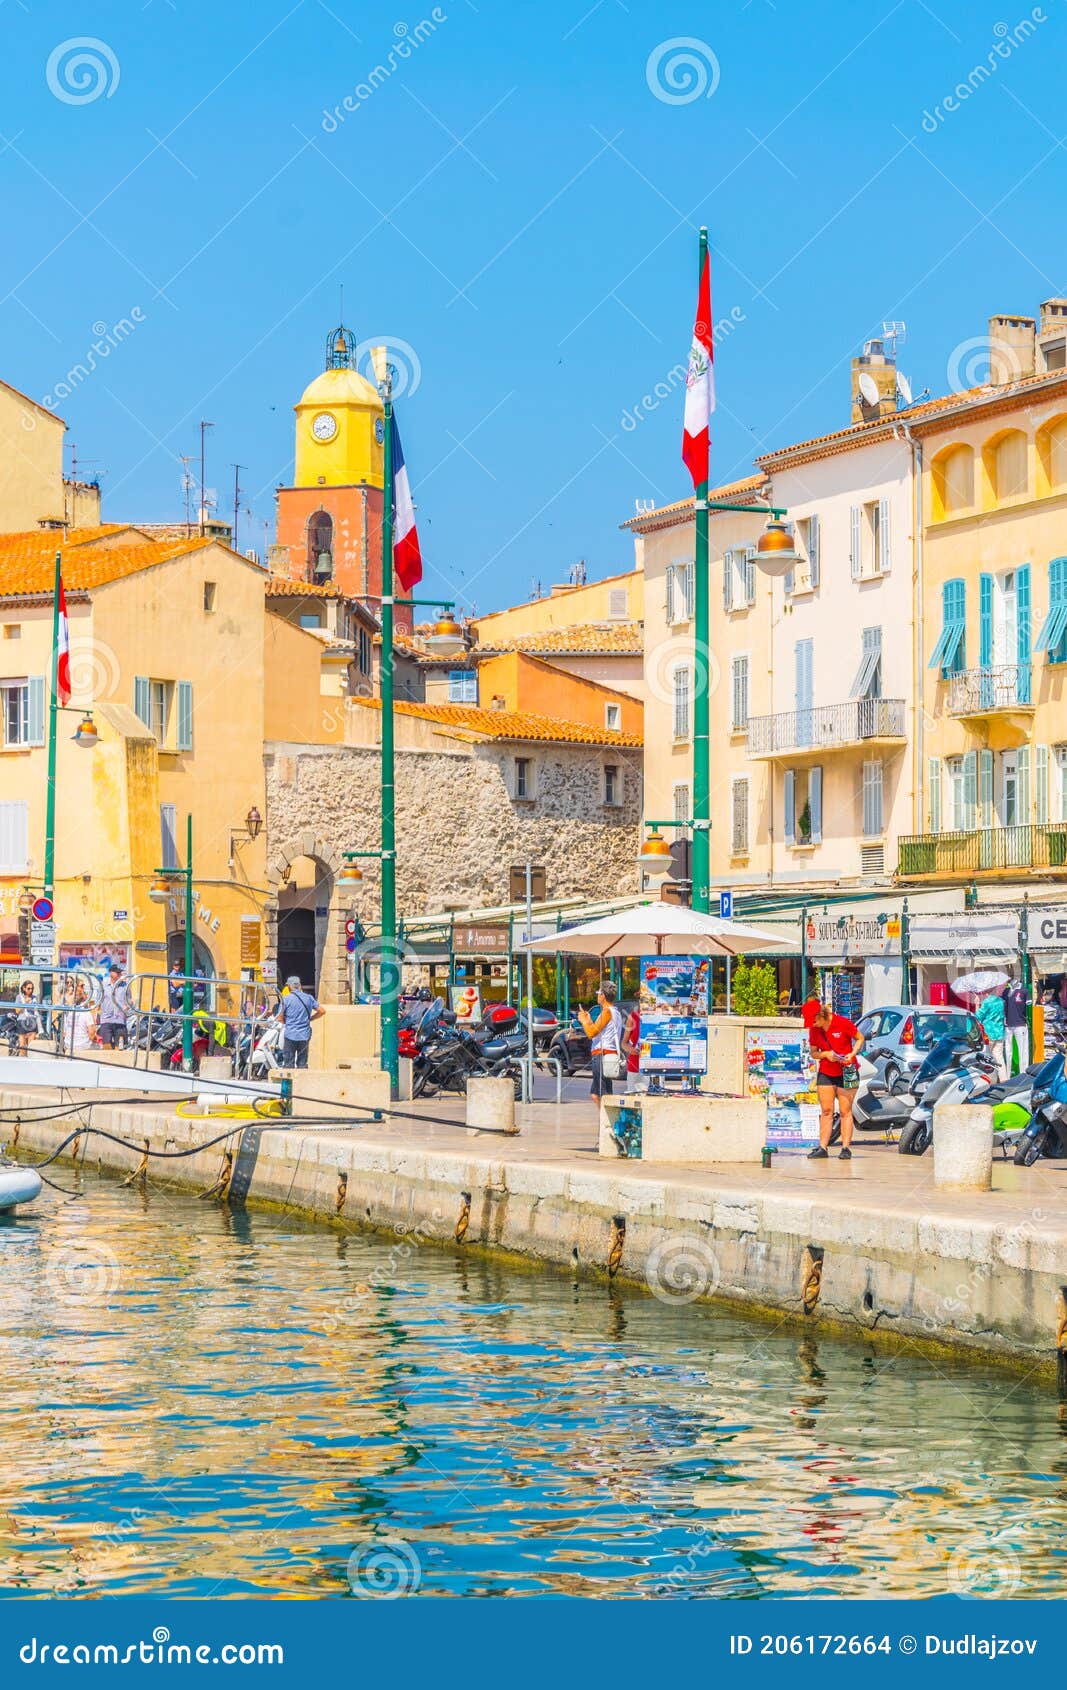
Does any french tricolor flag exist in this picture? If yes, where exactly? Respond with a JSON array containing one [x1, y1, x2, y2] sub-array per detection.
[[57, 574, 71, 705], [391, 412, 423, 591]]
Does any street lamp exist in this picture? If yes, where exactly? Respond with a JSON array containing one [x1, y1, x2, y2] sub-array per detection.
[[337, 861, 363, 888], [423, 615, 466, 657], [754, 516, 801, 576], [71, 713, 98, 749], [638, 828, 673, 875], [151, 812, 196, 1072]]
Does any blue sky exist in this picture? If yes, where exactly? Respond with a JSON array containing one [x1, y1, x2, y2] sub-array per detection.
[[1, 0, 1064, 611]]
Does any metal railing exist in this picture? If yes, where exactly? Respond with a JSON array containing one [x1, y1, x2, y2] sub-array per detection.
[[898, 823, 1067, 877], [746, 696, 906, 757], [0, 964, 102, 1055], [125, 974, 275, 1075], [946, 663, 1032, 715]]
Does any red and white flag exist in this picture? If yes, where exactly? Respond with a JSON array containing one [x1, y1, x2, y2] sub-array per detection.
[[390, 412, 423, 591], [56, 574, 71, 705], [681, 244, 715, 489]]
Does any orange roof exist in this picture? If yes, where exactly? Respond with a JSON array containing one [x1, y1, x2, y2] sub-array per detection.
[[352, 696, 642, 747], [265, 576, 343, 598], [474, 621, 643, 656], [0, 526, 261, 599], [621, 474, 768, 533]]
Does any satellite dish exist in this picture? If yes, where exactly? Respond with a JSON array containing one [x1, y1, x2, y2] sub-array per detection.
[[858, 372, 880, 408], [896, 371, 913, 406]]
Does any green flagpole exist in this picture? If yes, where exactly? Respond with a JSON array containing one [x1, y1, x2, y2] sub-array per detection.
[[691, 226, 711, 914], [43, 550, 61, 900], [380, 379, 399, 1100]]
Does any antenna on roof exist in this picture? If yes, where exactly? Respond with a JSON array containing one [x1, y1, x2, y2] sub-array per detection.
[[634, 497, 655, 515], [881, 320, 907, 359]]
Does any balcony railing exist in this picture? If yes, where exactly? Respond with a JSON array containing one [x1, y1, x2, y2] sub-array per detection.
[[898, 824, 1067, 878], [946, 663, 1032, 716], [746, 696, 906, 758]]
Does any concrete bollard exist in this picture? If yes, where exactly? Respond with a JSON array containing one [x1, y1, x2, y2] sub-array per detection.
[[198, 1054, 232, 1083], [933, 1101, 993, 1191], [465, 1075, 517, 1134]]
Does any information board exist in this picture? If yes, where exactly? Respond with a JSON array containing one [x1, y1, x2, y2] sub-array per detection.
[[638, 955, 709, 1074], [744, 1028, 820, 1151]]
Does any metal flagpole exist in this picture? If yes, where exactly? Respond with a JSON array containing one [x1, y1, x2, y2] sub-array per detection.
[[43, 551, 61, 900], [380, 378, 399, 1100], [691, 227, 711, 913], [525, 861, 535, 1103]]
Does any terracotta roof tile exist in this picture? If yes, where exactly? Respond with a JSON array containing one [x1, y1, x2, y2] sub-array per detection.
[[264, 576, 344, 597], [474, 621, 643, 656], [352, 696, 642, 746], [621, 474, 768, 532], [0, 534, 211, 597]]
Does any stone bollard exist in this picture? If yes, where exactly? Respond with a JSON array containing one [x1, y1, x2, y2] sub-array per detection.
[[198, 1054, 232, 1084], [933, 1101, 993, 1191], [465, 1075, 517, 1134]]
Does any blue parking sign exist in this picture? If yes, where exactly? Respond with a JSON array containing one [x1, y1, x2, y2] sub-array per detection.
[[719, 891, 733, 920]]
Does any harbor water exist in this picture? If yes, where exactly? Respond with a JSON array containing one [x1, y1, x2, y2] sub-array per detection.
[[2, 1171, 1066, 1598]]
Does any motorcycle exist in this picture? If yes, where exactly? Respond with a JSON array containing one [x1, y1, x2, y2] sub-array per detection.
[[896, 1033, 1002, 1156], [1013, 1054, 1067, 1165]]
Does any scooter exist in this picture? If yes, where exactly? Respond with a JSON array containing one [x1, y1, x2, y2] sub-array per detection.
[[897, 1035, 1001, 1156], [1013, 1054, 1067, 1165]]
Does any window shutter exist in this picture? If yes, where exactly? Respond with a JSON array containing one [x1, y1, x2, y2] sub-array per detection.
[[878, 497, 891, 573], [850, 505, 862, 579], [979, 573, 993, 668], [27, 676, 45, 746], [722, 552, 733, 612], [808, 514, 820, 588], [784, 566, 794, 597], [979, 748, 994, 828], [810, 766, 823, 843], [176, 682, 193, 752], [134, 676, 151, 728], [731, 778, 749, 854], [862, 760, 883, 836], [159, 803, 178, 870], [784, 769, 795, 844], [673, 667, 690, 739], [673, 782, 689, 823], [744, 547, 756, 605], [684, 562, 695, 618], [1036, 744, 1049, 824], [1018, 745, 1031, 822], [0, 801, 28, 871], [731, 655, 749, 732], [963, 750, 978, 829], [1017, 563, 1031, 702], [929, 756, 942, 833]]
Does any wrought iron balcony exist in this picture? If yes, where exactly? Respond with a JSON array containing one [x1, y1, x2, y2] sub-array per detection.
[[946, 664, 1033, 717], [898, 824, 1067, 878], [746, 696, 906, 759]]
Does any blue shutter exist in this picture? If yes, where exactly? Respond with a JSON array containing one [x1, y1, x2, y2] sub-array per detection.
[[1036, 557, 1067, 658], [744, 547, 756, 605], [176, 682, 193, 752], [930, 578, 967, 672], [979, 573, 993, 668], [963, 750, 978, 829], [160, 804, 178, 870], [134, 676, 151, 728], [784, 770, 795, 844], [810, 766, 823, 843], [27, 676, 45, 746], [795, 638, 813, 746], [979, 748, 994, 828], [808, 514, 820, 588], [1017, 563, 1031, 703]]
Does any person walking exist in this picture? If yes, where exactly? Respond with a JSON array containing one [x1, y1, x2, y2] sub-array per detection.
[[621, 1004, 646, 1094], [97, 964, 130, 1050], [1003, 977, 1029, 1073], [579, 980, 624, 1101], [977, 986, 1007, 1078], [276, 975, 324, 1069], [807, 1003, 864, 1160]]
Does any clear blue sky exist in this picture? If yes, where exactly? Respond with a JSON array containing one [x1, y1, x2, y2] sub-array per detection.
[[1, 0, 1063, 611]]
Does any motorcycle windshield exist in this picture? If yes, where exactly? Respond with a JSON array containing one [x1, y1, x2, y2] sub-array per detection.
[[418, 999, 445, 1041], [1032, 1052, 1067, 1100], [912, 1036, 970, 1087]]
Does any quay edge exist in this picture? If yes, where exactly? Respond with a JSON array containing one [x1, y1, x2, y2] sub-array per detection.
[[4, 1089, 1066, 1384]]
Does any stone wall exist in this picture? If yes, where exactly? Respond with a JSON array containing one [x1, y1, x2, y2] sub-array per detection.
[[265, 737, 642, 925]]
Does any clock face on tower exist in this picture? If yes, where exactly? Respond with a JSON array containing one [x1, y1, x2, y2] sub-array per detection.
[[311, 411, 338, 442], [374, 417, 385, 444]]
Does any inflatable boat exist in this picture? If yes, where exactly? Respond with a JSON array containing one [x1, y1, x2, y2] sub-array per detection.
[[0, 1159, 42, 1210]]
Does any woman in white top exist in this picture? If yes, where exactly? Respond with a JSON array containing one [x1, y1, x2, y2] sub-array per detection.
[[578, 979, 624, 1100]]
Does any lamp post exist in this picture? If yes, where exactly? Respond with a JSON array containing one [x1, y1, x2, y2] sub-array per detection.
[[42, 551, 99, 902], [150, 812, 195, 1072]]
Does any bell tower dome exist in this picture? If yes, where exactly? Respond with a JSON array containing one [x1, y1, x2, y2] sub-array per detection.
[[293, 322, 385, 492]]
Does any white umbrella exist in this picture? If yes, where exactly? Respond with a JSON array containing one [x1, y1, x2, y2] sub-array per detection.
[[519, 901, 797, 958], [952, 968, 1010, 997]]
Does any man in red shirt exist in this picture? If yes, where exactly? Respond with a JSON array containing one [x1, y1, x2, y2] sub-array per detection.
[[807, 1003, 865, 1160]]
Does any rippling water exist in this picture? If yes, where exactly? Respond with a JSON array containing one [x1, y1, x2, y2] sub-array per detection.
[[2, 1170, 1066, 1598]]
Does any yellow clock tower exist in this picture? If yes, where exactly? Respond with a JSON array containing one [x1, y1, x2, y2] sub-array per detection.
[[274, 325, 389, 600]]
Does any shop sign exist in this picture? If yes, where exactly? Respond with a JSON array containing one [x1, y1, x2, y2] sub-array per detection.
[[112, 909, 129, 923], [240, 917, 261, 965], [907, 912, 1018, 956], [1025, 906, 1067, 949], [638, 956, 709, 1074], [744, 1029, 820, 1151], [803, 908, 902, 958], [454, 923, 509, 956]]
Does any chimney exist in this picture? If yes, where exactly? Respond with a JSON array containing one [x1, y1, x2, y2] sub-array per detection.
[[987, 314, 1035, 384], [850, 338, 897, 424], [1037, 300, 1067, 373]]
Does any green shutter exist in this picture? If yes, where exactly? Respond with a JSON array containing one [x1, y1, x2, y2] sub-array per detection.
[[979, 748, 994, 828], [27, 676, 45, 746], [134, 676, 151, 728], [1036, 745, 1049, 824], [809, 767, 823, 843], [963, 751, 978, 829], [177, 682, 193, 752], [1018, 746, 1031, 822], [929, 756, 941, 833], [979, 573, 993, 668], [1017, 563, 1031, 702]]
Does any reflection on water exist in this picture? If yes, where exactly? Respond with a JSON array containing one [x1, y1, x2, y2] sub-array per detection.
[[2, 1173, 1066, 1598]]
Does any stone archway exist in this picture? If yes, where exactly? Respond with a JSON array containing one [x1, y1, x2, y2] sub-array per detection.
[[264, 832, 349, 1004]]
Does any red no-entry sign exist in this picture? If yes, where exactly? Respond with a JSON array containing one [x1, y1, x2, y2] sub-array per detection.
[[32, 896, 54, 922]]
